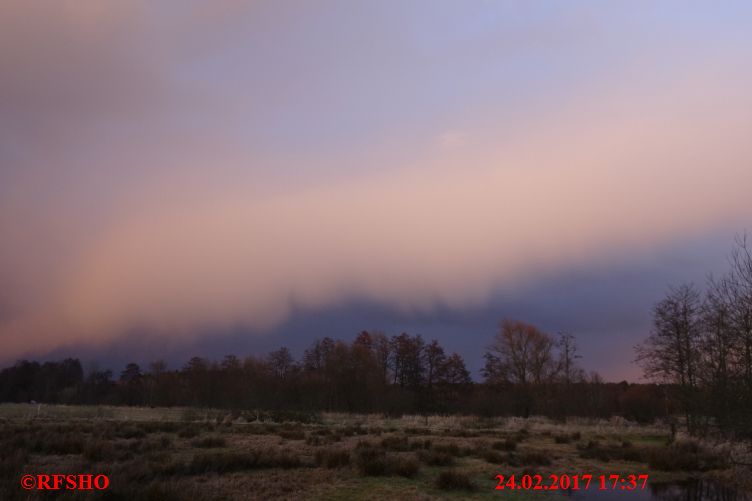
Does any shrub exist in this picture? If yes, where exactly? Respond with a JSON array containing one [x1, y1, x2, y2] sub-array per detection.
[[83, 439, 117, 462], [31, 433, 85, 455], [267, 410, 321, 424], [306, 435, 323, 446], [418, 449, 454, 466], [492, 438, 517, 451], [315, 448, 350, 468], [277, 428, 306, 440], [339, 425, 367, 437], [119, 425, 147, 439], [519, 450, 552, 466], [159, 435, 173, 448], [0, 450, 27, 478], [381, 435, 410, 451], [410, 438, 432, 450], [177, 426, 200, 439], [134, 482, 185, 501], [554, 434, 571, 444], [432, 442, 461, 456], [139, 422, 180, 434], [354, 445, 419, 477], [354, 447, 387, 476], [187, 449, 300, 474], [191, 436, 227, 448], [436, 470, 475, 491], [483, 450, 505, 464], [578, 440, 648, 463], [390, 456, 420, 478], [646, 442, 725, 472]]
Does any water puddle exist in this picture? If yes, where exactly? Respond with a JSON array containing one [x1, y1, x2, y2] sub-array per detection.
[[560, 479, 750, 500]]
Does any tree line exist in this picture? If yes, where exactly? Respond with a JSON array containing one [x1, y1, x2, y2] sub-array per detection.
[[636, 235, 752, 438], [1, 329, 675, 422]]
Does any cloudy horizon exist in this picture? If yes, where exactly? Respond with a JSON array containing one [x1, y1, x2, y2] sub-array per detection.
[[2, 1, 752, 380]]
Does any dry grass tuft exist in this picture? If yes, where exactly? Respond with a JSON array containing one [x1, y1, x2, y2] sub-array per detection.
[[436, 470, 475, 491], [315, 448, 350, 468], [190, 436, 227, 448]]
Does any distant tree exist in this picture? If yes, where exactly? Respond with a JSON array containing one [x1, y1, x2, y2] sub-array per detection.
[[82, 367, 113, 404], [390, 333, 424, 389], [119, 363, 143, 405], [303, 337, 335, 373], [438, 353, 472, 385], [120, 363, 142, 384], [221, 355, 241, 372], [556, 332, 583, 384], [636, 284, 702, 431], [371, 331, 391, 384], [423, 340, 446, 388], [483, 319, 556, 385], [728, 235, 752, 390], [267, 347, 296, 380], [183, 357, 208, 373]]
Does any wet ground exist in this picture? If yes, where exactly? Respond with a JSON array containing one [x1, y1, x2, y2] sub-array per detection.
[[563, 479, 751, 501]]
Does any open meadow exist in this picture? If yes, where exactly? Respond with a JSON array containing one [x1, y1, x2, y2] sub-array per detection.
[[1, 404, 750, 500]]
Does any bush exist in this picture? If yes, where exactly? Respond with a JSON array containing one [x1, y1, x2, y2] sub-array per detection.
[[315, 448, 350, 468], [519, 450, 552, 466], [381, 435, 410, 451], [339, 425, 367, 437], [432, 442, 461, 456], [646, 442, 725, 472], [31, 433, 85, 455], [483, 450, 505, 464], [83, 439, 117, 462], [119, 425, 147, 439], [390, 456, 420, 478], [139, 422, 180, 434], [0, 450, 27, 478], [187, 449, 300, 474], [554, 434, 571, 444], [418, 449, 454, 466], [177, 426, 200, 439], [354, 447, 387, 476], [277, 428, 306, 440], [436, 470, 475, 491], [578, 440, 648, 463], [410, 438, 432, 450], [354, 445, 420, 477], [306, 435, 324, 446], [492, 438, 517, 451], [267, 410, 321, 424], [191, 436, 227, 448]]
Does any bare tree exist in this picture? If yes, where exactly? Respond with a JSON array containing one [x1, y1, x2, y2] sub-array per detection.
[[483, 319, 556, 385], [557, 332, 582, 385], [423, 340, 446, 388], [636, 283, 702, 430], [727, 234, 752, 389]]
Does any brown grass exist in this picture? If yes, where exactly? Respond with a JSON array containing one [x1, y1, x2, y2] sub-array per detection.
[[0, 408, 742, 500], [436, 470, 475, 491], [314, 447, 350, 468]]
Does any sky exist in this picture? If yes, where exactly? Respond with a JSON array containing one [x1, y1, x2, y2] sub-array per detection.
[[2, 1, 752, 381]]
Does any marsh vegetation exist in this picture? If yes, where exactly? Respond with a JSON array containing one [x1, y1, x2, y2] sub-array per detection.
[[1, 405, 749, 500]]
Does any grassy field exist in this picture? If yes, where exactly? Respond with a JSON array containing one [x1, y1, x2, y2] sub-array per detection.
[[0, 404, 747, 500]]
